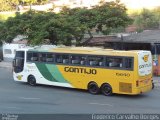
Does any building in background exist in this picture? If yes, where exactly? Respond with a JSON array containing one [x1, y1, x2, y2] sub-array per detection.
[[83, 29, 160, 75]]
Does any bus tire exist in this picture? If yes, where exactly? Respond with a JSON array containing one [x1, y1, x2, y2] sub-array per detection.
[[88, 82, 100, 95], [101, 83, 112, 96], [28, 75, 36, 86]]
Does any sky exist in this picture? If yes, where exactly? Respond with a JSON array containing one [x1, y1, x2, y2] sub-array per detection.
[[120, 0, 160, 9]]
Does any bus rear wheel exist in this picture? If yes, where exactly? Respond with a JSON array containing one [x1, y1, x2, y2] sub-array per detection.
[[28, 75, 36, 86], [101, 83, 112, 96], [88, 82, 100, 95]]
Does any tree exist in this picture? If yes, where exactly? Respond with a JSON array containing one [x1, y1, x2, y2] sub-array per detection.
[[0, 0, 19, 11], [22, 0, 48, 5], [0, 21, 5, 44], [152, 7, 160, 29], [60, 1, 132, 44], [0, 1, 132, 46], [93, 0, 132, 35], [60, 7, 96, 44], [133, 8, 160, 30]]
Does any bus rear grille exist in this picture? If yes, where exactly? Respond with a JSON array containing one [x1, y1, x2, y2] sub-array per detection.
[[119, 82, 132, 93]]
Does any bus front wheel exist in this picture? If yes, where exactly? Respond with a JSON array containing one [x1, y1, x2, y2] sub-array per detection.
[[88, 82, 100, 95], [101, 83, 112, 96], [28, 75, 36, 86]]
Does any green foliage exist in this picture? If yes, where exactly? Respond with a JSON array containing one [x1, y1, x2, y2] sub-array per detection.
[[93, 0, 133, 35], [0, 1, 132, 45], [133, 8, 160, 29], [60, 1, 132, 38], [22, 0, 48, 5], [0, 0, 19, 11]]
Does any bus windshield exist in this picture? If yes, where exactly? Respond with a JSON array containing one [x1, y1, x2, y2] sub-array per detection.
[[15, 59, 24, 67], [13, 51, 25, 73]]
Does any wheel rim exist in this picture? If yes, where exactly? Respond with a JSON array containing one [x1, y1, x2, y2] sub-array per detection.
[[29, 79, 35, 85], [88, 83, 99, 94], [90, 85, 97, 93], [103, 86, 111, 94], [29, 77, 36, 86], [102, 84, 112, 96]]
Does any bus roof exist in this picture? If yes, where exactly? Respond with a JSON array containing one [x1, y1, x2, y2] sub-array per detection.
[[16, 46, 150, 57], [26, 47, 150, 57]]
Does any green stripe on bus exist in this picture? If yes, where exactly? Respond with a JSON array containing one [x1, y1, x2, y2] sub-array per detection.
[[36, 63, 68, 83], [45, 64, 68, 83], [36, 63, 58, 82]]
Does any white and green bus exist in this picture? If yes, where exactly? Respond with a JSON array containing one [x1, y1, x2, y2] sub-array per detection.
[[13, 47, 153, 96]]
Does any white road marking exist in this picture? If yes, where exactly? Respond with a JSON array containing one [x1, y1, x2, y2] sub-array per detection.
[[5, 106, 21, 109], [89, 102, 113, 107], [19, 97, 40, 100]]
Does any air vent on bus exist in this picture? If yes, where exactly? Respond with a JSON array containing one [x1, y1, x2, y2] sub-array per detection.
[[119, 82, 132, 93]]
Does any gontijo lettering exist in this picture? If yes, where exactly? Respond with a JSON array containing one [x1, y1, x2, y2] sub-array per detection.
[[139, 63, 152, 69], [64, 67, 97, 75]]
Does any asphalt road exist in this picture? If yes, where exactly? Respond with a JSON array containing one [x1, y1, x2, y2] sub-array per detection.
[[0, 68, 160, 115]]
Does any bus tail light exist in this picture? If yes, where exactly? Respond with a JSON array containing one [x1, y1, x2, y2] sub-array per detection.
[[136, 81, 139, 87]]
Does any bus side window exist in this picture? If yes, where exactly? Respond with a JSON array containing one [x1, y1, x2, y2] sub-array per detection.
[[70, 55, 80, 65], [46, 54, 54, 62], [27, 52, 38, 61], [80, 56, 87, 65], [63, 59, 69, 64], [88, 56, 104, 66], [30, 53, 38, 61], [27, 52, 32, 61], [56, 54, 69, 64], [62, 55, 69, 64], [106, 57, 110, 67], [106, 57, 123, 68], [99, 62, 104, 66], [124, 58, 133, 69], [56, 54, 62, 63], [39, 53, 46, 62]]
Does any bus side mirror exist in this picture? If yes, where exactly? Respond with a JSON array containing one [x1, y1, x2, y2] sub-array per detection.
[[12, 59, 16, 67]]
